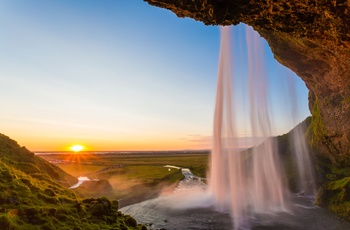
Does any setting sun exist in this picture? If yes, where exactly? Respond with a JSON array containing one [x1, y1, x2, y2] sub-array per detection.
[[70, 145, 84, 152]]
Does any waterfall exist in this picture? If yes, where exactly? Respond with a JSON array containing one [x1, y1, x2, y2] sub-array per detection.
[[209, 25, 290, 230], [287, 73, 316, 196]]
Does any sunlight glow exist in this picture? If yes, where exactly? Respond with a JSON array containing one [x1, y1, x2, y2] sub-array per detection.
[[70, 145, 84, 152]]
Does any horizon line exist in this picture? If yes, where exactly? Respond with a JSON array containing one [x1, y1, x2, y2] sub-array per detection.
[[33, 149, 213, 154]]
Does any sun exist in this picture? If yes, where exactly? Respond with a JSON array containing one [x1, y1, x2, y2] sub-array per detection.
[[70, 145, 84, 153]]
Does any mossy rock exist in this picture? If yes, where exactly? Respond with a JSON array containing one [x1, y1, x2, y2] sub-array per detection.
[[307, 97, 326, 147], [330, 202, 350, 220], [316, 177, 350, 221], [331, 166, 350, 177]]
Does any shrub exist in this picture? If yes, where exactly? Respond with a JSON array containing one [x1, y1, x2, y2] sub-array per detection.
[[111, 200, 119, 211], [82, 198, 95, 204], [90, 203, 107, 217], [125, 215, 137, 227]]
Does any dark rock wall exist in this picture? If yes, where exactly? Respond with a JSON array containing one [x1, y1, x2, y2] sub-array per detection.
[[144, 0, 350, 164], [259, 30, 350, 165]]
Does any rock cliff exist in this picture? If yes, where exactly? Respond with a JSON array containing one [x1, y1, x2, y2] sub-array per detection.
[[144, 0, 350, 164]]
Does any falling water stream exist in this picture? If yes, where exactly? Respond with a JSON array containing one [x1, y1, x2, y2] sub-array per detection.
[[210, 26, 289, 230], [286, 75, 316, 196]]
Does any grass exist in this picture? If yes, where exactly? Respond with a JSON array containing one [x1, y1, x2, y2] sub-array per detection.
[[39, 152, 209, 182], [0, 135, 78, 187], [0, 160, 146, 229], [39, 152, 209, 206], [124, 165, 175, 183], [0, 133, 146, 229]]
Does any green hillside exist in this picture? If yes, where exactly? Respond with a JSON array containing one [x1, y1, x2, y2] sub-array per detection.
[[0, 134, 77, 187], [0, 133, 145, 230]]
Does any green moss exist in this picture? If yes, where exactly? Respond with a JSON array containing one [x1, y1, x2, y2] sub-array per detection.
[[316, 177, 350, 221], [326, 177, 350, 190], [330, 166, 350, 177], [326, 174, 339, 181], [330, 202, 350, 220], [307, 97, 326, 147]]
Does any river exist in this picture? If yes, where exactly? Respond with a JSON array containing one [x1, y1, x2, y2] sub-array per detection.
[[120, 167, 350, 230]]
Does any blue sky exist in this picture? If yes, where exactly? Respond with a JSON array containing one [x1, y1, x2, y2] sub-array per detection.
[[0, 1, 310, 151]]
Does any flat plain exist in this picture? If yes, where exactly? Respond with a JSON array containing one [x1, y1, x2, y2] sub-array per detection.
[[39, 151, 209, 206]]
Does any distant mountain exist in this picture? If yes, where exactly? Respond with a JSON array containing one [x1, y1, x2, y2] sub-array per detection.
[[0, 133, 146, 229]]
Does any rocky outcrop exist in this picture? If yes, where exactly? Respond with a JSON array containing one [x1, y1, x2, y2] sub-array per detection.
[[259, 30, 350, 165], [144, 0, 350, 164]]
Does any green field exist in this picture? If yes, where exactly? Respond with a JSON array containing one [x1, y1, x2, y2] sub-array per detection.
[[39, 151, 209, 207]]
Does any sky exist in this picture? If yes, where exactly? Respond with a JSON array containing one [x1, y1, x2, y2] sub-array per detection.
[[0, 1, 310, 151]]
